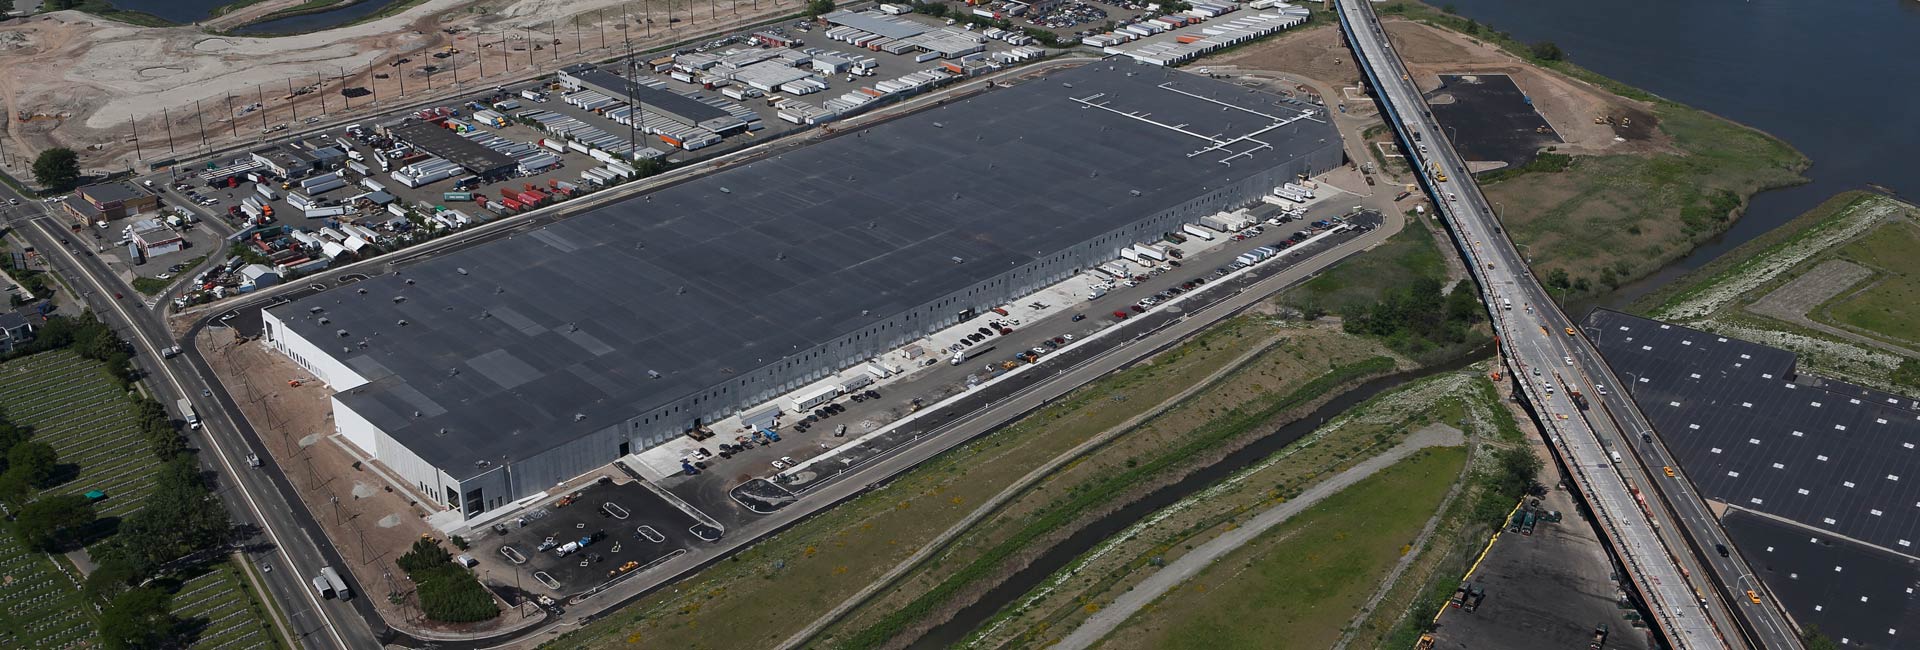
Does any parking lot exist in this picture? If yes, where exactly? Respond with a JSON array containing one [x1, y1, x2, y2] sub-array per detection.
[[466, 477, 713, 599]]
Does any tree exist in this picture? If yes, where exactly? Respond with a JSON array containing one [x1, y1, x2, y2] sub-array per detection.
[[0, 413, 29, 474], [1529, 41, 1566, 62], [32, 147, 80, 190], [803, 0, 834, 17], [12, 494, 96, 552], [85, 555, 141, 602], [112, 456, 231, 571], [1802, 627, 1840, 650], [44, 0, 80, 10], [99, 587, 179, 650], [6, 440, 61, 488], [1464, 19, 1480, 35], [1444, 279, 1483, 324]]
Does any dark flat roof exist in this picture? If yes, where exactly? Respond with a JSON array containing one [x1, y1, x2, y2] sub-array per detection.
[[1722, 510, 1920, 646], [571, 68, 732, 125], [1585, 309, 1920, 553], [273, 62, 1338, 479], [389, 121, 518, 175], [80, 181, 146, 205]]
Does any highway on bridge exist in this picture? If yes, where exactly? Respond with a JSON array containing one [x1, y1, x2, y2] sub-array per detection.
[[1331, 1, 1801, 648]]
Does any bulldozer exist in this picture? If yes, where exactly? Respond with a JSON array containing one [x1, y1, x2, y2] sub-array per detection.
[[1593, 115, 1613, 125]]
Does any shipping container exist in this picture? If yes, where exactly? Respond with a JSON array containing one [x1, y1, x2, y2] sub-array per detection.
[[442, 191, 474, 202]]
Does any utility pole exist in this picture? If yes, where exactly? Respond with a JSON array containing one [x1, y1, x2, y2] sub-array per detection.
[[317, 71, 327, 115], [623, 29, 637, 156], [368, 63, 378, 104], [128, 115, 143, 162], [225, 91, 238, 138], [598, 8, 606, 50], [161, 107, 176, 154], [195, 99, 209, 151], [574, 16, 582, 56], [256, 84, 268, 133], [398, 60, 407, 96], [288, 78, 298, 122], [341, 66, 353, 110], [500, 31, 508, 73]]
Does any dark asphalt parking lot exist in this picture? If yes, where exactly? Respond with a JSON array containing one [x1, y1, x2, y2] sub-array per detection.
[[470, 479, 705, 597], [1427, 74, 1563, 170]]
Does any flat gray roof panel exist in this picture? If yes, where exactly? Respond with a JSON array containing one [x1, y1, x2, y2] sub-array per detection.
[[1586, 309, 1920, 554], [390, 121, 518, 175], [276, 62, 1340, 478]]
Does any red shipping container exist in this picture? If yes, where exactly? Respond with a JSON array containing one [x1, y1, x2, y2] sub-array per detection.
[[1176, 35, 1204, 44]]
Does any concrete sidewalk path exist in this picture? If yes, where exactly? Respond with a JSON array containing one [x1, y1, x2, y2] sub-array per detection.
[[1054, 424, 1466, 650]]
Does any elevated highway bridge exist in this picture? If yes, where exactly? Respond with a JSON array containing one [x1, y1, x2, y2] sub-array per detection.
[[1329, 1, 1802, 648]]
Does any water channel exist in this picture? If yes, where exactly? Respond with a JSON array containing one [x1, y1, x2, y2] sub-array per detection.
[[908, 347, 1490, 648]]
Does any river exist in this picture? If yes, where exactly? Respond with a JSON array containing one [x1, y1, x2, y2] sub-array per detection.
[[99, 0, 406, 32], [1431, 0, 1920, 303]]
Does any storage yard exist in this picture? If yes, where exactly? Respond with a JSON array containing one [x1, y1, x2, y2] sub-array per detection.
[[252, 61, 1343, 525]]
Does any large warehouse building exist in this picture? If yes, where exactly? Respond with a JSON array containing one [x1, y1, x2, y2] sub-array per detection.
[[262, 62, 1342, 522]]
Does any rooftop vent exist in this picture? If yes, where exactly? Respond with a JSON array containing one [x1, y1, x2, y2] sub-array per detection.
[[456, 267, 469, 275], [647, 370, 662, 379], [719, 187, 732, 194], [309, 306, 324, 314], [932, 122, 944, 128], [392, 296, 406, 303], [574, 413, 588, 422], [479, 311, 491, 319], [357, 288, 368, 295], [448, 368, 459, 377], [405, 278, 416, 285], [336, 329, 349, 337], [677, 286, 688, 295], [1130, 189, 1143, 197], [318, 317, 331, 325], [951, 256, 965, 264], [566, 322, 579, 332], [397, 319, 409, 326]]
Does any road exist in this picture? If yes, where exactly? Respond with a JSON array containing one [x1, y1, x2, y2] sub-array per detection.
[[1331, 1, 1800, 648], [0, 193, 378, 650]]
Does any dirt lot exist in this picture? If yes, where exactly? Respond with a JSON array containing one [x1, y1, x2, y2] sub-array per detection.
[[0, 0, 800, 176], [1199, 19, 1663, 159], [196, 325, 527, 633]]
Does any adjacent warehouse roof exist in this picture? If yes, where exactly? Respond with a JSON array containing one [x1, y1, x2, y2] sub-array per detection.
[[388, 121, 517, 176], [822, 9, 930, 40], [271, 62, 1338, 479], [1585, 309, 1920, 552], [1722, 511, 1919, 645], [561, 66, 743, 133]]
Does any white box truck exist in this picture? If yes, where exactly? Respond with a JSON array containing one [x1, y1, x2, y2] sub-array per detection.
[[177, 398, 200, 430]]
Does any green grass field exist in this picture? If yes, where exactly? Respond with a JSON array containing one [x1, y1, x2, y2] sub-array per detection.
[[1816, 221, 1920, 349], [172, 561, 285, 649], [1282, 214, 1447, 315], [0, 350, 162, 518], [1100, 446, 1469, 650], [0, 532, 96, 648]]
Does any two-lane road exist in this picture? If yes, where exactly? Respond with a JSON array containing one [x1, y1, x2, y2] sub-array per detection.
[[1331, 1, 1800, 648]]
